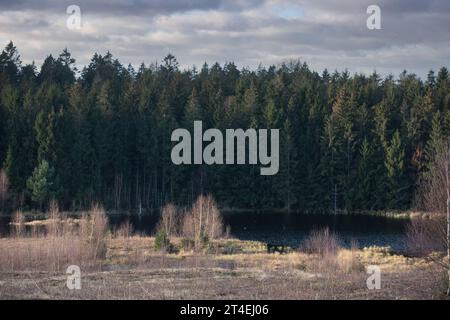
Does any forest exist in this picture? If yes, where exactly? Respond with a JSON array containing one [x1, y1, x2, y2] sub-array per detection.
[[0, 41, 449, 214]]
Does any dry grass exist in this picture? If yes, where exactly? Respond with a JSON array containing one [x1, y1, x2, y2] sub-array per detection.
[[0, 203, 109, 273], [113, 220, 133, 239], [0, 236, 446, 299], [1, 213, 448, 299], [300, 227, 344, 273], [301, 227, 341, 255], [337, 249, 364, 273]]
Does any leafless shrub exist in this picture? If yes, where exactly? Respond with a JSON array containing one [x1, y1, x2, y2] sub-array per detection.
[[0, 203, 110, 272], [182, 195, 223, 243], [46, 200, 62, 237], [409, 141, 449, 258], [11, 210, 24, 237], [114, 220, 133, 239], [181, 208, 196, 240], [416, 142, 450, 214], [82, 203, 109, 261], [411, 139, 449, 294], [406, 214, 446, 256], [300, 227, 344, 273], [79, 211, 90, 240], [337, 240, 363, 273], [302, 227, 341, 256], [158, 203, 179, 237]]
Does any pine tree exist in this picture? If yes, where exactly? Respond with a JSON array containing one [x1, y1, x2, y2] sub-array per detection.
[[34, 110, 56, 164], [0, 41, 446, 213], [384, 131, 407, 208], [355, 138, 376, 210], [26, 160, 56, 208], [0, 41, 21, 82], [424, 111, 444, 171]]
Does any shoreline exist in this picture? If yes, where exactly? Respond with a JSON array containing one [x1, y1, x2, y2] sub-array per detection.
[[0, 209, 418, 220]]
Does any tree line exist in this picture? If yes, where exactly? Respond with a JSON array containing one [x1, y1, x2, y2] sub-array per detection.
[[0, 41, 449, 214]]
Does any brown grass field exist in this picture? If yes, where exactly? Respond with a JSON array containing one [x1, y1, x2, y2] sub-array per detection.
[[0, 235, 448, 300]]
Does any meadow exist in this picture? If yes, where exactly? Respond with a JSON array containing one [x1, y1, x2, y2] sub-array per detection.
[[0, 202, 447, 300]]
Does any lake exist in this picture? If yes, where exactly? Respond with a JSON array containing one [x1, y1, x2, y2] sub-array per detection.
[[0, 212, 409, 252]]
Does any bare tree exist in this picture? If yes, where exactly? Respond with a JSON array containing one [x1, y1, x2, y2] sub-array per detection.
[[158, 203, 179, 237], [202, 195, 223, 239], [11, 210, 24, 237], [0, 169, 9, 212], [412, 140, 450, 295], [182, 195, 223, 248]]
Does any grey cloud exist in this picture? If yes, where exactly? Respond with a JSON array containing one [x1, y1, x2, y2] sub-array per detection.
[[298, 0, 450, 14], [0, 0, 448, 78], [0, 0, 260, 16]]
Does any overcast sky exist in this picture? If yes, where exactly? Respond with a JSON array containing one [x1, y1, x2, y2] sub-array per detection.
[[0, 0, 449, 78]]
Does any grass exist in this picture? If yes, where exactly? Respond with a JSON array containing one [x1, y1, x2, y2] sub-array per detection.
[[0, 234, 448, 299], [0, 236, 443, 299], [0, 204, 109, 273], [0, 209, 448, 300]]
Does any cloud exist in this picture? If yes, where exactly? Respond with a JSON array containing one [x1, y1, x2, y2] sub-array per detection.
[[0, 0, 448, 78]]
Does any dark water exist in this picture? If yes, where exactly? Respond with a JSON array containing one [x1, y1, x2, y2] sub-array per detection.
[[221, 213, 408, 251], [0, 212, 408, 251]]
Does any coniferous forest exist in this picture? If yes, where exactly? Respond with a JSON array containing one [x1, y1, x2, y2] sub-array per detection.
[[0, 41, 449, 213]]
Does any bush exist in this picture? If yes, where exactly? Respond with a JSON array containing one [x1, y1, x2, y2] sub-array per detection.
[[180, 238, 195, 251], [406, 214, 446, 256], [79, 203, 109, 261], [153, 196, 223, 253], [302, 227, 341, 256], [154, 229, 171, 252], [11, 210, 25, 237], [158, 204, 179, 237], [200, 231, 209, 248], [181, 195, 223, 250], [0, 202, 110, 272]]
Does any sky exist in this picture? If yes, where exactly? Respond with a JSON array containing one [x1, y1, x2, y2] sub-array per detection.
[[0, 0, 449, 78]]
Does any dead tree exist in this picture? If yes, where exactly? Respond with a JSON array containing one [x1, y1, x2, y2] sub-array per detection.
[[415, 140, 450, 295]]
